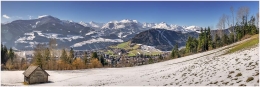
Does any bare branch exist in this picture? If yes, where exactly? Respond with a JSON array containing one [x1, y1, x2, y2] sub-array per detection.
[[236, 6, 250, 24]]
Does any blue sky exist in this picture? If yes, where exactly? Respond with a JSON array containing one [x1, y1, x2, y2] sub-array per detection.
[[1, 1, 259, 28]]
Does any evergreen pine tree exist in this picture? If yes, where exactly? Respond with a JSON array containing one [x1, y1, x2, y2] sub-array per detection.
[[69, 48, 75, 64], [91, 52, 98, 59], [8, 47, 15, 63], [60, 49, 68, 63], [83, 52, 88, 65], [174, 44, 179, 58], [100, 55, 105, 66]]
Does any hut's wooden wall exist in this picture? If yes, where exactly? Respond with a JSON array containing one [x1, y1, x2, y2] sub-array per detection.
[[29, 67, 48, 84]]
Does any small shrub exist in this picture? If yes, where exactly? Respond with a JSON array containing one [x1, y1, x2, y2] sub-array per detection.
[[170, 83, 173, 85], [236, 80, 242, 83], [224, 82, 229, 85], [229, 71, 235, 74], [254, 72, 259, 76], [249, 62, 253, 66], [230, 83, 234, 85], [246, 77, 254, 82], [233, 78, 238, 80], [239, 84, 246, 86], [23, 82, 29, 85], [214, 81, 218, 84], [176, 82, 179, 85], [182, 73, 187, 77], [235, 73, 242, 77], [227, 75, 232, 78]]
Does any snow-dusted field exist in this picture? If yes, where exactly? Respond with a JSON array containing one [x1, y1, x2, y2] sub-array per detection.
[[2, 39, 259, 86]]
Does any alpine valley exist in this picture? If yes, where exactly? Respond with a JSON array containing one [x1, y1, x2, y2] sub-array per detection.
[[1, 15, 228, 51]]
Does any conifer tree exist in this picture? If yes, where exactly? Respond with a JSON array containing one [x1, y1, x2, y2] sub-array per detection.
[[61, 49, 68, 63]]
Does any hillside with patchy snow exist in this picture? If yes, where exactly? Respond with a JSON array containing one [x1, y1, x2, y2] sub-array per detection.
[[1, 38, 258, 86]]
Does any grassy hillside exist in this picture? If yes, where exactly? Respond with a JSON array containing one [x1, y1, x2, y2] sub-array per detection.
[[229, 34, 259, 53], [107, 41, 162, 57]]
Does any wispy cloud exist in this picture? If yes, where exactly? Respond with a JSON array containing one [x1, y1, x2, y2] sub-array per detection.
[[38, 15, 48, 18], [28, 15, 33, 19], [3, 14, 10, 19]]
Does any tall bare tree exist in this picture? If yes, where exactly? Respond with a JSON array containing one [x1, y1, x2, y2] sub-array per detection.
[[226, 15, 231, 28], [217, 14, 227, 37], [236, 6, 250, 24], [256, 12, 259, 28], [230, 6, 235, 27], [48, 38, 57, 70]]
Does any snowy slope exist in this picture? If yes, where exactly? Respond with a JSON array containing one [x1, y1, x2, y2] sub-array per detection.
[[1, 37, 258, 86], [79, 21, 104, 28]]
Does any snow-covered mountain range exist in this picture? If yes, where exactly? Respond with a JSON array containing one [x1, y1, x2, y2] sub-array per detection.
[[78, 19, 201, 33], [1, 15, 201, 50]]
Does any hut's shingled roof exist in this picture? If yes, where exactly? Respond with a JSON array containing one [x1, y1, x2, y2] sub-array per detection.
[[23, 65, 49, 77]]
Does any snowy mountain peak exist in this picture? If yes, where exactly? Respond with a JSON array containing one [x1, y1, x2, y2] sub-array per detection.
[[89, 21, 96, 24], [37, 15, 59, 20], [120, 19, 138, 23], [38, 15, 50, 19], [79, 21, 88, 27], [89, 21, 103, 28], [160, 22, 166, 24], [79, 21, 103, 28], [78, 19, 201, 32], [108, 21, 119, 23], [153, 22, 171, 29]]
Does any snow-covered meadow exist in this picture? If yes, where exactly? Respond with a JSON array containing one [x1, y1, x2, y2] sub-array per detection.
[[1, 39, 259, 86]]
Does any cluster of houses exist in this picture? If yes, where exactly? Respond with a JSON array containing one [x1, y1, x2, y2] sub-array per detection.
[[74, 50, 170, 67], [15, 48, 169, 68]]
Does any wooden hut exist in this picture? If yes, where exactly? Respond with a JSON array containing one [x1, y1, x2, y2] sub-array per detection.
[[23, 65, 50, 84]]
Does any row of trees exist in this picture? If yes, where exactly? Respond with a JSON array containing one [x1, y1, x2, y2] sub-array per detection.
[[171, 27, 214, 58], [1, 44, 15, 65], [32, 40, 105, 70], [1, 38, 107, 70], [1, 44, 29, 70]]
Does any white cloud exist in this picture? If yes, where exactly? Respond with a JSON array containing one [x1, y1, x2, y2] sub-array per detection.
[[28, 15, 33, 19], [3, 14, 10, 19], [38, 15, 48, 18]]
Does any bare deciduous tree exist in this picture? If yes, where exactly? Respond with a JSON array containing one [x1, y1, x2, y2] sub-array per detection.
[[217, 14, 227, 37], [230, 6, 235, 27], [236, 6, 250, 24], [256, 12, 259, 28], [226, 15, 231, 28]]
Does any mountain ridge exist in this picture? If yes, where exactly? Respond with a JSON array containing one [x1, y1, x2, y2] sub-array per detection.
[[1, 15, 225, 51]]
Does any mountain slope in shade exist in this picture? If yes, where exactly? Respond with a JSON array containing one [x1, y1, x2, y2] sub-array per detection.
[[130, 29, 199, 51], [1, 15, 110, 50]]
